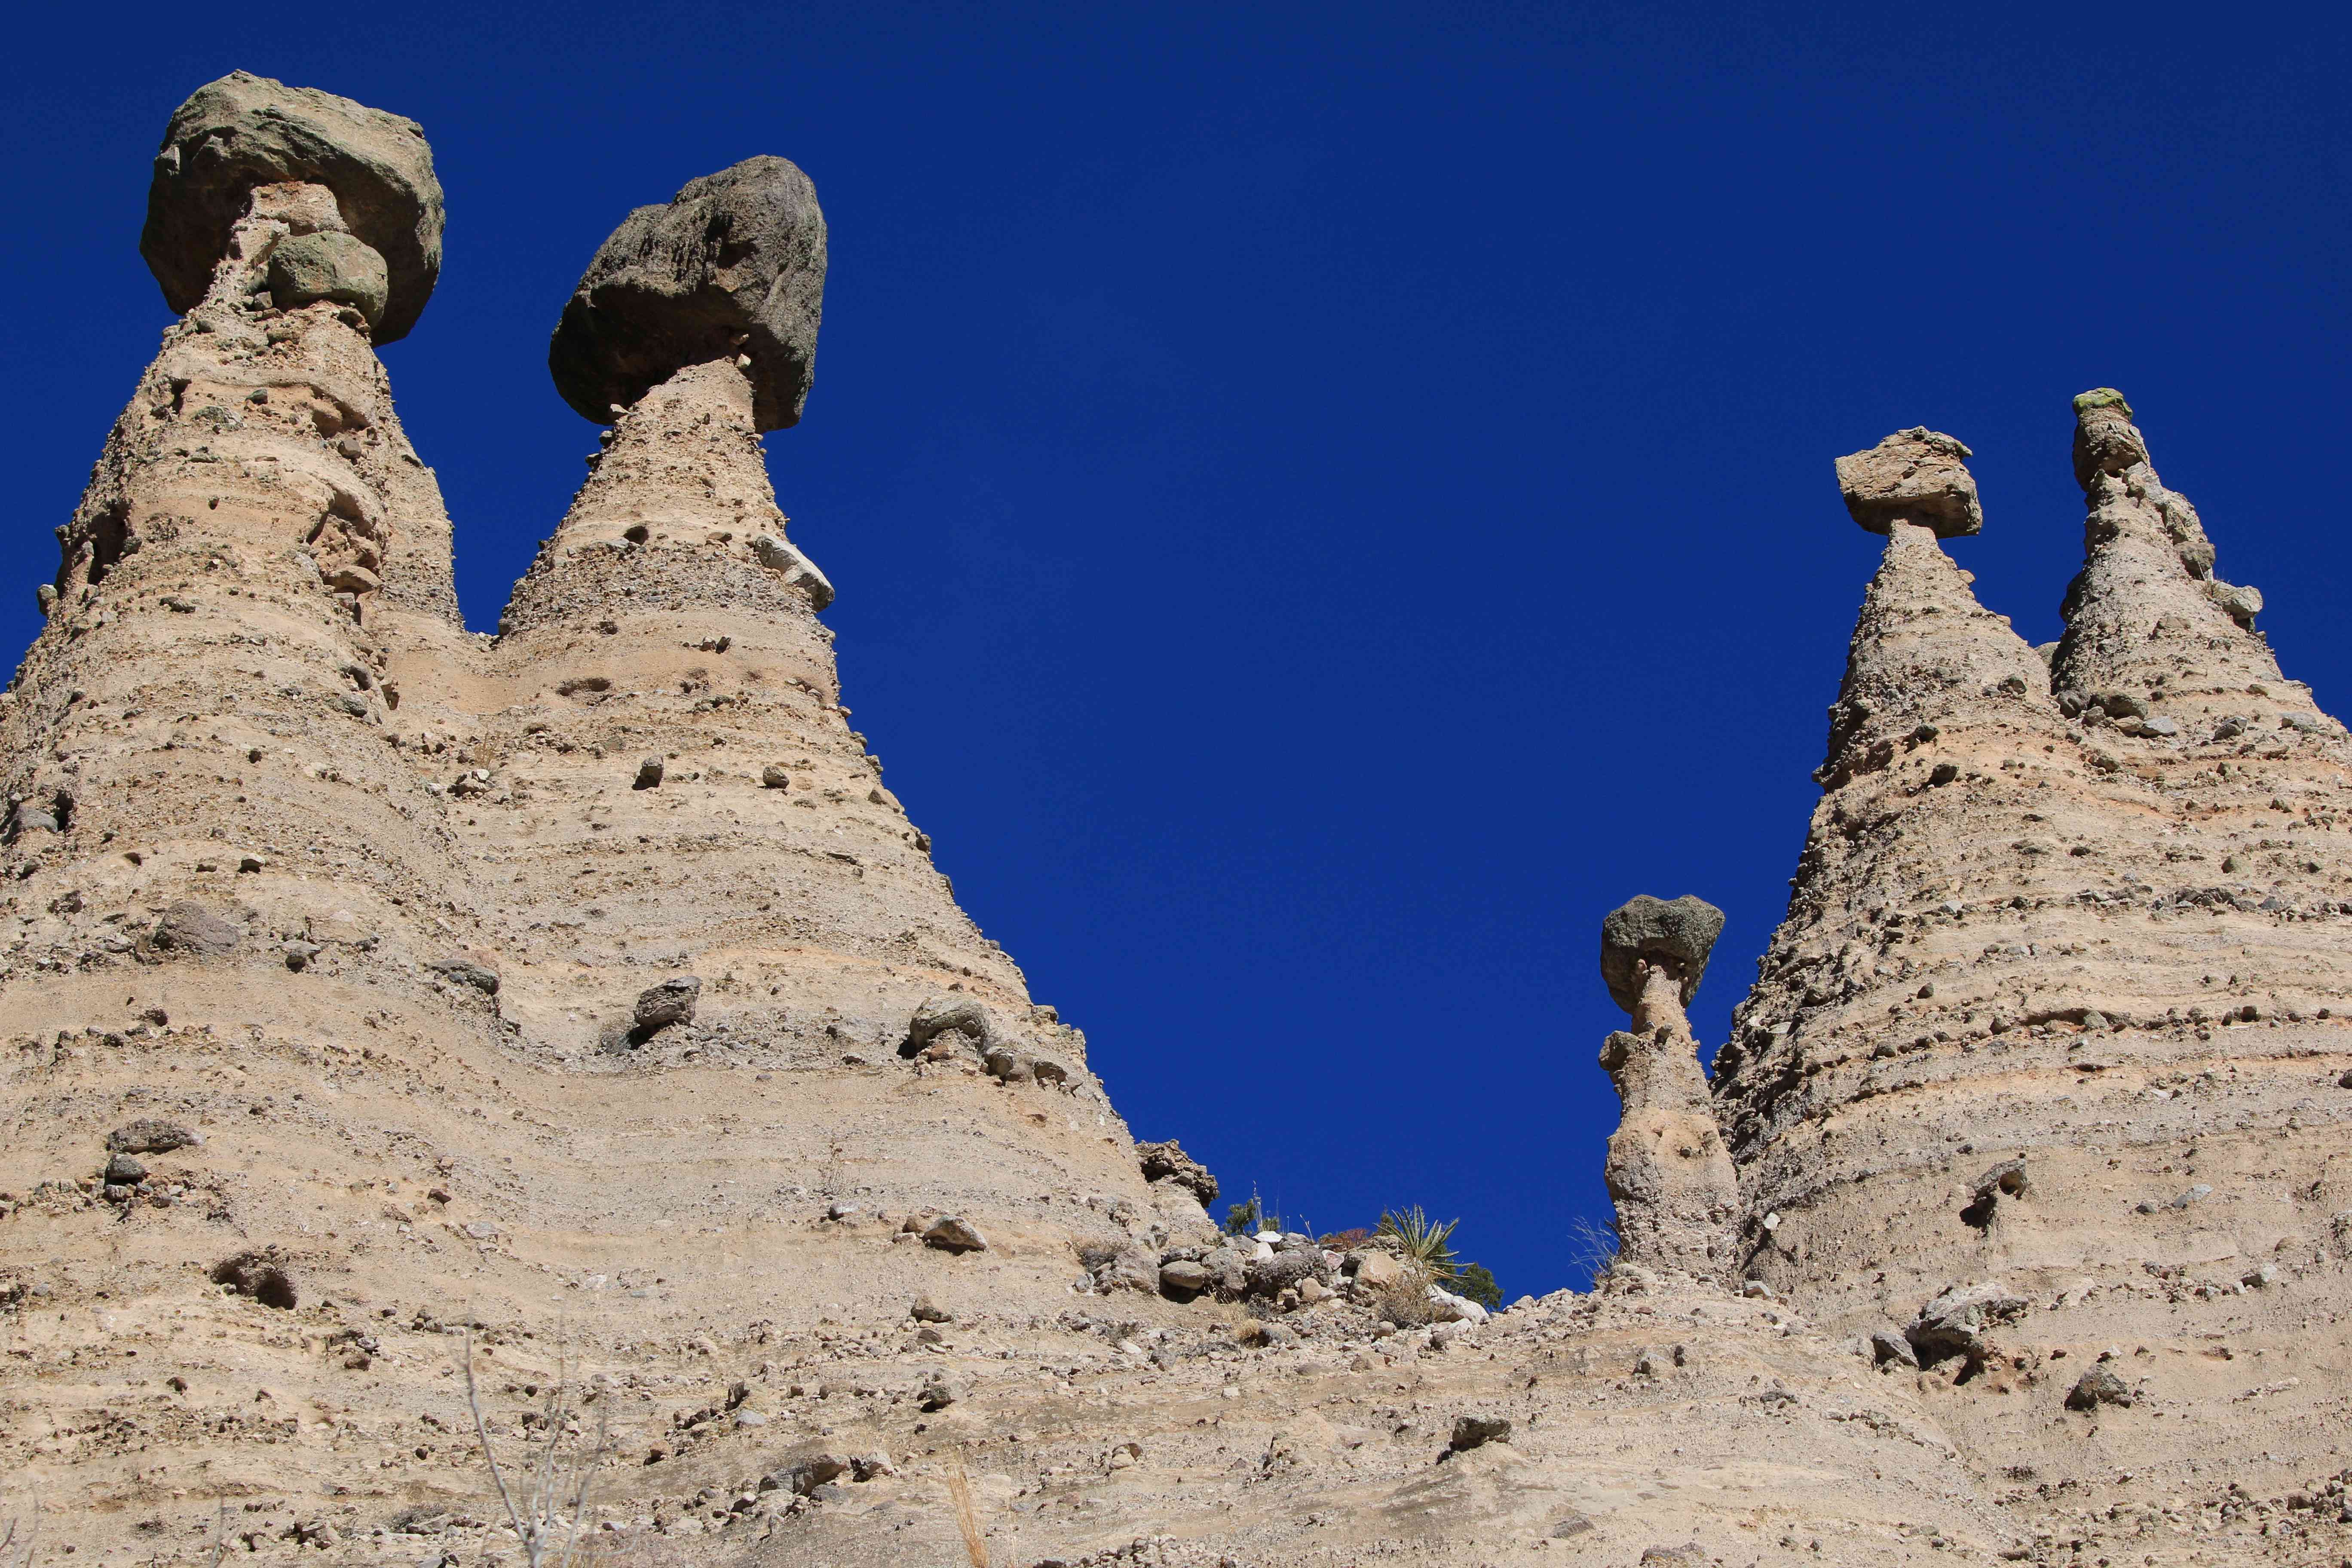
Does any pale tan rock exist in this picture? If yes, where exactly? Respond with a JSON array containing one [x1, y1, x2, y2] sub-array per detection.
[[10, 85, 2345, 1567], [1716, 402, 2352, 1537], [1834, 426, 1982, 537]]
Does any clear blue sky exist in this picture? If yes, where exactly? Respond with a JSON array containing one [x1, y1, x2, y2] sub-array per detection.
[[6, 3, 2347, 1297]]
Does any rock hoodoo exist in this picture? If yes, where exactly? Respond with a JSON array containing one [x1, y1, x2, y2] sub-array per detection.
[[1597, 895, 1739, 1280], [6, 75, 2350, 1567], [1715, 397, 2352, 1523], [548, 155, 828, 431]]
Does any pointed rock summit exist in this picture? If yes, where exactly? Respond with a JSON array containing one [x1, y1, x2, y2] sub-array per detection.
[[2052, 388, 2331, 738]]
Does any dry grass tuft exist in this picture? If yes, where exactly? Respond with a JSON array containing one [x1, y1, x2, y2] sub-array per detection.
[[947, 1450, 989, 1568]]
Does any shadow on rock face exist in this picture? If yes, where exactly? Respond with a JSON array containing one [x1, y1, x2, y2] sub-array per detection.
[[211, 1250, 297, 1310]]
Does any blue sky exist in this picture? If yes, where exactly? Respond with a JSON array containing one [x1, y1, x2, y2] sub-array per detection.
[[5, 2, 2347, 1295]]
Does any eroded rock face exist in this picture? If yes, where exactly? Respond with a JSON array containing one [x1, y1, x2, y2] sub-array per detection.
[[548, 155, 826, 430], [141, 70, 443, 342], [17, 78, 2352, 1568], [1715, 395, 2352, 1522]]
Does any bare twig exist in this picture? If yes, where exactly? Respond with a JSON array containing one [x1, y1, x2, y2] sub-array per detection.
[[3, 1511, 38, 1568], [947, 1449, 989, 1568], [461, 1327, 609, 1568]]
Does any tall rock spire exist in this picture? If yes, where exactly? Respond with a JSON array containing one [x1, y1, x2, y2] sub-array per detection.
[[2052, 389, 2334, 739], [454, 160, 1189, 1307], [6, 71, 472, 952], [1714, 412, 2352, 1514], [1596, 895, 1738, 1281]]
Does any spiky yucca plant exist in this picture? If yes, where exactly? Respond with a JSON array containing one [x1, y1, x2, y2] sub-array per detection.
[[1375, 1205, 1461, 1282]]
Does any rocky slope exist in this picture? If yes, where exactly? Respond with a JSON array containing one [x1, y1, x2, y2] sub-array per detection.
[[1, 69, 2346, 1568]]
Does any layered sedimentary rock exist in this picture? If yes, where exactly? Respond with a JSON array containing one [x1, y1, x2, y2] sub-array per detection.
[[9, 70, 2351, 1565], [1715, 410, 2352, 1534]]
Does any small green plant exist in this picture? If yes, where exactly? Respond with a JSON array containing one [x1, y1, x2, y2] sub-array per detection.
[[1455, 1261, 1503, 1309], [1222, 1184, 1282, 1237]]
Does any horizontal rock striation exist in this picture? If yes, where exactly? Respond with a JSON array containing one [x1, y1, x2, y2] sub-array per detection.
[[1714, 410, 2352, 1514], [9, 78, 2347, 1566]]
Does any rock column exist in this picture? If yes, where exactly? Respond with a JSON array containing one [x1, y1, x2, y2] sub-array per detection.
[[2052, 388, 2335, 739], [1597, 895, 1740, 1281]]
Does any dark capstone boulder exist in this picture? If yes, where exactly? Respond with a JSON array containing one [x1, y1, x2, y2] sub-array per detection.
[[1449, 1415, 1512, 1452], [430, 957, 502, 996], [2064, 1365, 2134, 1411], [632, 976, 701, 1035], [1245, 1248, 1321, 1297], [1905, 1280, 2027, 1367], [1599, 894, 1726, 1011], [1136, 1139, 1219, 1207], [151, 900, 242, 957], [549, 156, 827, 431], [906, 996, 994, 1057], [141, 71, 443, 342], [108, 1120, 202, 1155], [8, 803, 59, 838]]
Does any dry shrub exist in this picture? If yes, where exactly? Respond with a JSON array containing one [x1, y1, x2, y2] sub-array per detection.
[[1370, 1260, 1437, 1328], [461, 1329, 610, 1568]]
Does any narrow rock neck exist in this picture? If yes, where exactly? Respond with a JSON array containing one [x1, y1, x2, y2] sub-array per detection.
[[1629, 962, 1692, 1038], [563, 358, 776, 547], [1602, 964, 1713, 1116], [496, 358, 821, 639]]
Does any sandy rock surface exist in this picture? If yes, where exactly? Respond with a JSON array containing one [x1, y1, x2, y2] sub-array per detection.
[[4, 79, 2349, 1568]]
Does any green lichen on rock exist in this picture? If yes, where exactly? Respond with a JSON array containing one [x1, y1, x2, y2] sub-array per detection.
[[2072, 387, 2133, 417]]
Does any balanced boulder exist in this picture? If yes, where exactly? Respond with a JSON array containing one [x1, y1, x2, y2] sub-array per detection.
[[141, 71, 443, 341], [633, 976, 701, 1035], [1599, 894, 1725, 1011], [548, 156, 827, 431], [1834, 427, 1982, 538]]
